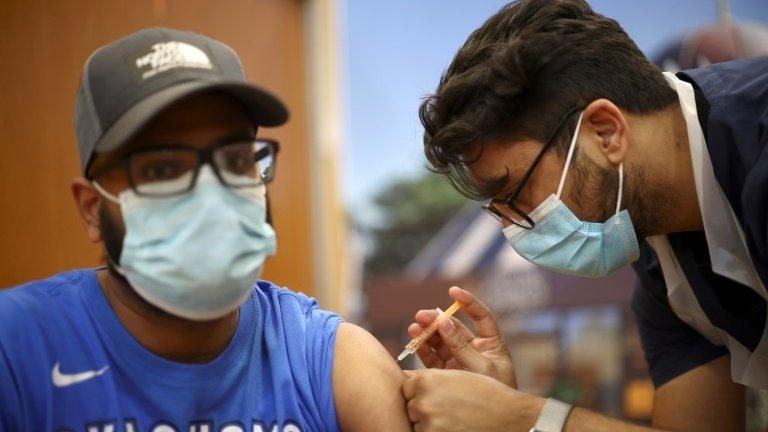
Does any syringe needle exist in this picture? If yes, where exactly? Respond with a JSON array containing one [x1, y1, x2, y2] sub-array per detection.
[[397, 300, 462, 362], [397, 350, 409, 362]]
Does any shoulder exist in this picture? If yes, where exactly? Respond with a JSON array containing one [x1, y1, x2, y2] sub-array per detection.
[[253, 280, 317, 312], [253, 280, 342, 333], [679, 57, 768, 104], [0, 270, 100, 428], [252, 280, 346, 430], [0, 269, 91, 327], [251, 280, 343, 365], [333, 322, 400, 374]]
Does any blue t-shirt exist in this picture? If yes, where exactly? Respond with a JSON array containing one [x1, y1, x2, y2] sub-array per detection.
[[0, 269, 342, 432]]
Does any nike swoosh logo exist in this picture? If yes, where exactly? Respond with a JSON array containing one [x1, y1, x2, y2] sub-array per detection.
[[51, 362, 109, 388]]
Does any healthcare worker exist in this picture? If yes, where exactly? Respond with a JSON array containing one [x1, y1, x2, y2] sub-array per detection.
[[402, 0, 768, 431]]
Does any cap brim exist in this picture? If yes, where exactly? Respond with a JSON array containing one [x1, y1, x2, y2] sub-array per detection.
[[94, 80, 289, 154]]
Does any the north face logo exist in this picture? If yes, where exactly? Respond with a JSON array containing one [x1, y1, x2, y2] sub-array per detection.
[[135, 41, 212, 79]]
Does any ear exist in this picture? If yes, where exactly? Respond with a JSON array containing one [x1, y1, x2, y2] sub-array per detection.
[[71, 177, 103, 243], [580, 99, 630, 167]]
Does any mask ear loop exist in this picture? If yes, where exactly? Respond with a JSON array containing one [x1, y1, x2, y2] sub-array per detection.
[[92, 181, 121, 204], [614, 162, 624, 224], [556, 112, 584, 199]]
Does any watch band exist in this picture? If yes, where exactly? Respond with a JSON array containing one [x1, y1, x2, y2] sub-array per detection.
[[529, 398, 573, 432]]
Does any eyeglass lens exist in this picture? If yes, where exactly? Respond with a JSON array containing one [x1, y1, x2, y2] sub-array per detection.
[[128, 141, 275, 196]]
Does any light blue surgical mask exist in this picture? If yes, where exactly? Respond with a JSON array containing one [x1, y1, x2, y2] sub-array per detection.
[[502, 113, 639, 278], [94, 165, 276, 320]]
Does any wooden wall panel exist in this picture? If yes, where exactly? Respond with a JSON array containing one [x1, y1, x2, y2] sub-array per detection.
[[0, 0, 314, 295]]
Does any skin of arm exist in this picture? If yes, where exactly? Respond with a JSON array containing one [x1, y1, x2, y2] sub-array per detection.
[[403, 288, 745, 432], [650, 355, 744, 432], [333, 322, 413, 432], [557, 355, 744, 432]]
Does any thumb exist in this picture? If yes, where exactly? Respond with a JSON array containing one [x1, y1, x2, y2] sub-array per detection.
[[437, 315, 487, 373]]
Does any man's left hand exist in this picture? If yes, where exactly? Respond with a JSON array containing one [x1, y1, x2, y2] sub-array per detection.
[[402, 369, 545, 432]]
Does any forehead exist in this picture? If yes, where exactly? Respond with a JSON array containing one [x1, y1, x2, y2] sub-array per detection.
[[88, 91, 255, 176], [465, 139, 542, 196], [129, 91, 255, 147]]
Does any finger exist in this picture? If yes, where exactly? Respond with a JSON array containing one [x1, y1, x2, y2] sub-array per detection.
[[407, 323, 425, 338], [415, 309, 439, 326], [409, 324, 448, 355], [416, 344, 446, 369], [411, 321, 477, 366], [427, 333, 461, 364], [408, 322, 444, 346], [402, 372, 418, 400], [422, 331, 447, 354], [414, 315, 476, 347], [449, 286, 501, 338], [402, 369, 430, 401], [432, 318, 478, 359], [444, 357, 466, 370], [403, 369, 427, 378], [449, 316, 478, 342], [436, 314, 488, 372], [406, 398, 421, 422], [436, 343, 453, 361]]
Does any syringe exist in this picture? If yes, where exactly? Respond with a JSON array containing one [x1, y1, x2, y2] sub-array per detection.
[[397, 300, 462, 362]]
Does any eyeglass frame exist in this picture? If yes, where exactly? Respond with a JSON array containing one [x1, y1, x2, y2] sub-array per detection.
[[89, 138, 280, 198], [481, 107, 581, 229]]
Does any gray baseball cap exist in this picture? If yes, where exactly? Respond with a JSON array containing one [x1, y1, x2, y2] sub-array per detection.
[[74, 27, 289, 175]]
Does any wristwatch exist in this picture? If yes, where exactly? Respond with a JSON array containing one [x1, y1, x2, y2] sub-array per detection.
[[529, 398, 573, 432]]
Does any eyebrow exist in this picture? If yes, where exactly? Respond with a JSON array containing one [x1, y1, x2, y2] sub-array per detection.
[[214, 131, 257, 144], [139, 130, 257, 149], [474, 170, 513, 201]]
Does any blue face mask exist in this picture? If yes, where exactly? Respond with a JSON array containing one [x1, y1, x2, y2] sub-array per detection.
[[502, 113, 639, 278], [95, 165, 277, 320]]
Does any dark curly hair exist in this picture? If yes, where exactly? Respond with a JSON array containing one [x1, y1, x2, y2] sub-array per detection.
[[420, 0, 677, 200]]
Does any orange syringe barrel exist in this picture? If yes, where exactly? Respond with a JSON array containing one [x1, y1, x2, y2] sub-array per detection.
[[398, 300, 462, 362]]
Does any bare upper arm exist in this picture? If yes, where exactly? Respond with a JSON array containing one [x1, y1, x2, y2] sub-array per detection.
[[332, 322, 413, 432], [652, 355, 744, 432]]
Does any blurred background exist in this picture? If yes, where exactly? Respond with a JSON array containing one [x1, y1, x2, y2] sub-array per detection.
[[1, 0, 767, 428]]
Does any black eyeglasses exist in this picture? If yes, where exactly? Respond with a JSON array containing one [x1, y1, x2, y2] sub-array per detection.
[[93, 138, 280, 197], [482, 107, 581, 229]]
